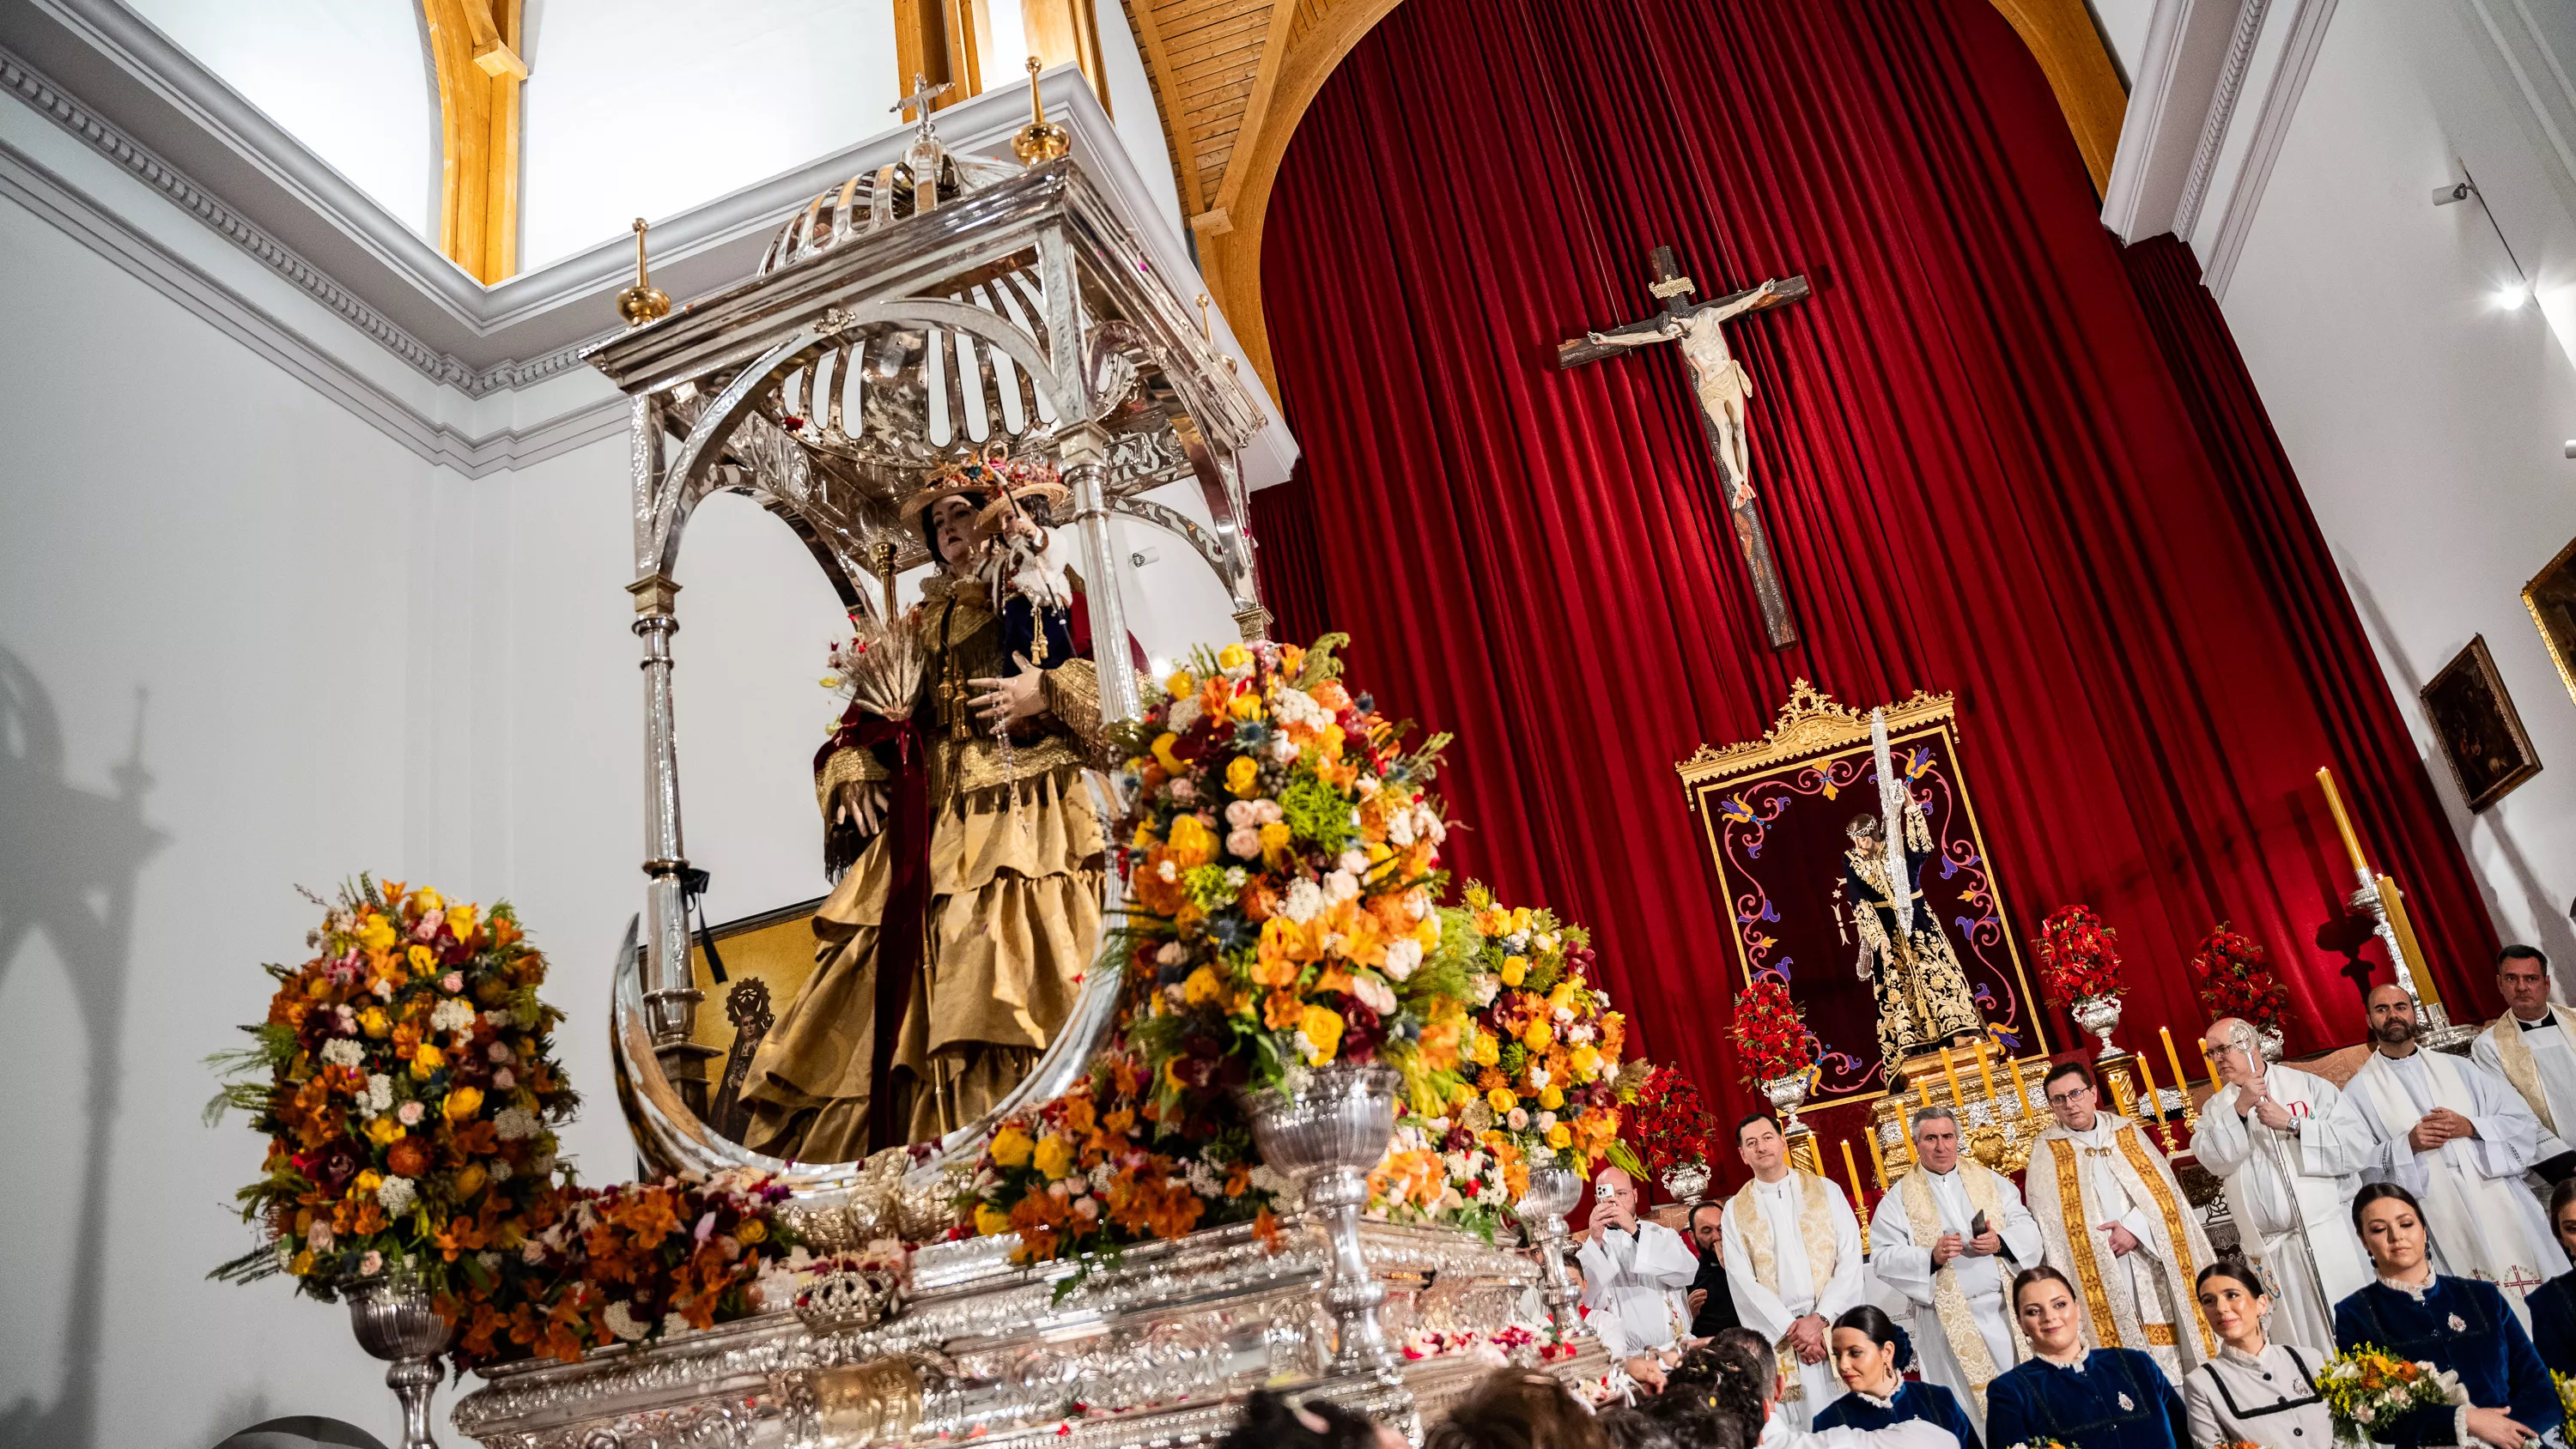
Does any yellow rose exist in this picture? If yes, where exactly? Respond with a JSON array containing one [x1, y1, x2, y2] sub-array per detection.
[[289, 1248, 317, 1276], [1165, 669, 1195, 700], [1167, 814, 1217, 868], [1033, 1133, 1074, 1180], [1521, 1022, 1552, 1052], [975, 1203, 1014, 1238], [357, 914, 396, 951], [1498, 956, 1527, 987], [1298, 1004, 1345, 1065], [446, 904, 479, 940], [736, 1219, 766, 1246], [359, 1007, 390, 1039], [1151, 731, 1185, 775], [1540, 1085, 1565, 1111], [1258, 822, 1292, 854], [1546, 1122, 1573, 1151], [354, 1169, 385, 1196], [1229, 691, 1264, 722], [1225, 755, 1261, 797], [1473, 1031, 1500, 1067], [443, 1085, 484, 1121], [1571, 1044, 1601, 1080], [989, 1126, 1035, 1168], [1486, 1086, 1519, 1114], [1414, 915, 1442, 948], [365, 1115, 404, 1145], [453, 1162, 488, 1199], [1217, 643, 1251, 672], [409, 1044, 445, 1080], [1510, 907, 1533, 933], [416, 888, 444, 913], [1182, 964, 1224, 1007], [406, 943, 434, 973]]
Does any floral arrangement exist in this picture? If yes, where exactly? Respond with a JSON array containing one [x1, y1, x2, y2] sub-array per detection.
[[1450, 885, 1638, 1175], [2190, 922, 2288, 1034], [1628, 1065, 1718, 1183], [1397, 1323, 1558, 1363], [1729, 978, 1814, 1084], [1366, 1106, 1515, 1239], [448, 1170, 793, 1368], [2316, 1344, 2462, 1440], [2033, 904, 2126, 1008], [1118, 635, 1470, 1108], [2553, 1367, 2576, 1443], [210, 878, 580, 1302], [2000, 1440, 2074, 1449]]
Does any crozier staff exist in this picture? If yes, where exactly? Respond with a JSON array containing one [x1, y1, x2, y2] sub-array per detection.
[[2334, 1183, 2557, 1449], [2181, 1258, 2333, 1449], [1983, 1266, 2186, 1449]]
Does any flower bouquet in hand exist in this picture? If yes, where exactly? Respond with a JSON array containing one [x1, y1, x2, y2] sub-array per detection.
[[2190, 922, 2288, 1035], [2033, 903, 2126, 1008], [1729, 977, 1814, 1085], [2317, 1343, 2465, 1444]]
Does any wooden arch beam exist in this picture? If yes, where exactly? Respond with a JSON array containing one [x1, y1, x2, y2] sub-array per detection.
[[420, 0, 528, 283]]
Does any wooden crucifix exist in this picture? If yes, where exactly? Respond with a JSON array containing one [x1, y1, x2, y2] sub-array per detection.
[[1558, 246, 1810, 647]]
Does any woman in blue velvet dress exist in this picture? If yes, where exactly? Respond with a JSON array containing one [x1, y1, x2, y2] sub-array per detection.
[[1984, 1266, 2185, 1449], [1814, 1306, 1984, 1449], [2335, 1182, 2558, 1449], [2519, 1178, 2576, 1377]]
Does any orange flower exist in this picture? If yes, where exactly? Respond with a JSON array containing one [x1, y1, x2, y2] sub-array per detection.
[[1264, 990, 1305, 1030]]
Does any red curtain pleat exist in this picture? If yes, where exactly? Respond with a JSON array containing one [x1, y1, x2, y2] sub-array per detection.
[[1250, 464, 1338, 647], [1252, 0, 2495, 1141]]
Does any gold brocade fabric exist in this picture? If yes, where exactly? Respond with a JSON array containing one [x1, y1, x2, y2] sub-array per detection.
[[1897, 1163, 2029, 1404], [1728, 1172, 1848, 1400], [1849, 847, 1984, 1070]]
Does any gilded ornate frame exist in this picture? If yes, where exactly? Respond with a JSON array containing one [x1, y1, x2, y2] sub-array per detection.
[[1674, 680, 2049, 1112], [2521, 534, 2576, 714], [2420, 634, 2543, 812]]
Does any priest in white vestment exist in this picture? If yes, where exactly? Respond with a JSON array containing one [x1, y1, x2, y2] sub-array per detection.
[[2189, 1016, 2373, 1351], [2023, 1060, 2218, 1383], [1722, 1113, 1864, 1429], [2470, 945, 2576, 1171], [1576, 1165, 1698, 1355], [2345, 981, 2559, 1318], [1867, 1105, 2040, 1434]]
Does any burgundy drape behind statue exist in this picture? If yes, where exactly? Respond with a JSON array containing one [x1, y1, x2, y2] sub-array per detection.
[[1255, 0, 2495, 1138]]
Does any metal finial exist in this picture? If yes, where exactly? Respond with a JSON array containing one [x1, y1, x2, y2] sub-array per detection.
[[617, 217, 671, 326], [1011, 57, 1071, 165]]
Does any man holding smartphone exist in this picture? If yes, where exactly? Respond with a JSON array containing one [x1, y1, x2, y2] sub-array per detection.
[[1574, 1165, 1700, 1357]]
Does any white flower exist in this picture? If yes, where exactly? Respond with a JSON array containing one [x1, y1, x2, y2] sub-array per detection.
[[1223, 866, 1249, 890], [1185, 1159, 1223, 1197], [1567, 1022, 1595, 1046], [532, 1149, 557, 1177], [1338, 848, 1370, 875], [1089, 1161, 1115, 1194], [1157, 860, 1178, 882], [1351, 971, 1396, 1016], [603, 1300, 651, 1342], [1470, 974, 1501, 1007], [1270, 687, 1327, 726], [1553, 1003, 1575, 1023], [489, 1159, 513, 1182], [1168, 698, 1203, 734], [1269, 736, 1297, 763], [365, 1074, 394, 1113], [1594, 990, 1615, 1012], [1536, 1112, 1558, 1131], [319, 1039, 365, 1070], [1354, 775, 1381, 798], [1224, 654, 1255, 683], [398, 1100, 425, 1126], [1323, 870, 1360, 903], [1249, 1166, 1287, 1194], [1282, 879, 1325, 924], [373, 979, 395, 1000], [430, 999, 477, 1034], [1406, 889, 1432, 921], [483, 1009, 511, 1029], [494, 1106, 541, 1141], [1382, 939, 1424, 982], [1227, 827, 1263, 858], [376, 1175, 418, 1216], [1156, 942, 1188, 967], [1528, 1065, 1551, 1090], [1255, 799, 1285, 825], [1504, 932, 1528, 954], [1388, 811, 1415, 847]]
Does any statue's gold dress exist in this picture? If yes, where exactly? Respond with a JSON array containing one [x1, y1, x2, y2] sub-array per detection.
[[1845, 806, 1984, 1073], [738, 574, 1108, 1159]]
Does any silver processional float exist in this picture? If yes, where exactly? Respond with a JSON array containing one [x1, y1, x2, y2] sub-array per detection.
[[449, 72, 1598, 1449]]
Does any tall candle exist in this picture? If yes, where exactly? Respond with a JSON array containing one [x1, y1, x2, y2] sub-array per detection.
[[2199, 1038, 2221, 1089], [1974, 1039, 2001, 1106], [1941, 1046, 1968, 1109], [2317, 767, 2370, 875], [1864, 1121, 1892, 1186], [2133, 1049, 2160, 1121], [1842, 1137, 1869, 1211], [2160, 1026, 2192, 1092]]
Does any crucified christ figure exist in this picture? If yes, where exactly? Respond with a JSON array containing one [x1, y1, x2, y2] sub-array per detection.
[[1585, 281, 1778, 514]]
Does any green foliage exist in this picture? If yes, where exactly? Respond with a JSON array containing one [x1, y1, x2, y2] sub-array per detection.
[[1278, 772, 1356, 858]]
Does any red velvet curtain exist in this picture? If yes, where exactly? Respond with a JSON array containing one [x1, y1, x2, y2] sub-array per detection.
[[1255, 0, 2497, 1147], [1250, 464, 1339, 648]]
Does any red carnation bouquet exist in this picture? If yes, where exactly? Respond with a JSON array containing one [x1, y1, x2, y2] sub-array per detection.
[[1629, 1065, 1718, 1180], [1730, 978, 1815, 1085], [2034, 904, 2125, 1008], [2190, 922, 2287, 1033]]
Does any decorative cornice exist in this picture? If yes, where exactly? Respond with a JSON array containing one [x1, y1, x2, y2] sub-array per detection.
[[0, 45, 600, 397], [1674, 679, 1959, 788], [2172, 0, 2273, 240], [2202, 0, 2337, 299]]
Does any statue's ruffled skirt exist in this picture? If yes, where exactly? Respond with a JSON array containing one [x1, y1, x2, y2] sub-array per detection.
[[738, 767, 1103, 1161]]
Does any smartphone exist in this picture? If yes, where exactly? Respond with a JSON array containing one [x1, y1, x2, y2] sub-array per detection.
[[1970, 1210, 1990, 1238]]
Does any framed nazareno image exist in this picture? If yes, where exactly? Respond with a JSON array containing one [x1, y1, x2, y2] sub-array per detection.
[[2419, 634, 2541, 811]]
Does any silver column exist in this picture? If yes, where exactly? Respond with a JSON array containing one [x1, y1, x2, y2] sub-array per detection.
[[1060, 425, 1140, 723], [629, 572, 710, 1112]]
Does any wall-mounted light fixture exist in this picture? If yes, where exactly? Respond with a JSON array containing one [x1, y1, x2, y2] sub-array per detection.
[[2434, 169, 2531, 309]]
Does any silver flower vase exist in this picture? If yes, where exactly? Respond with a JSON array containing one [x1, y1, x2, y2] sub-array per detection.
[[1658, 1160, 1710, 1205], [2070, 992, 2125, 1056], [1759, 1068, 1814, 1136], [1237, 1063, 1402, 1376], [346, 1263, 455, 1449], [1514, 1160, 1585, 1343], [2258, 1025, 2286, 1064]]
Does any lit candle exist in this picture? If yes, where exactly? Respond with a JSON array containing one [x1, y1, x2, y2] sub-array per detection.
[[1842, 1137, 1868, 1210], [1974, 1038, 2002, 1106], [2132, 1049, 2161, 1123], [1941, 1046, 1968, 1109], [2199, 1038, 2221, 1088], [2160, 1026, 2192, 1094], [2317, 767, 2371, 875], [1864, 1120, 1891, 1187]]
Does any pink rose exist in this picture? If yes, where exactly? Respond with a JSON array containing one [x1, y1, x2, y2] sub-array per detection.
[[360, 1251, 384, 1276], [1226, 827, 1264, 859], [493, 1069, 515, 1090], [440, 972, 464, 993], [1169, 779, 1197, 803], [398, 1101, 424, 1126], [1224, 799, 1261, 828]]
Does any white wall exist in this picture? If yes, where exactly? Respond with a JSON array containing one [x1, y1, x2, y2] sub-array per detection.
[[124, 0, 438, 241], [2209, 1, 2576, 965]]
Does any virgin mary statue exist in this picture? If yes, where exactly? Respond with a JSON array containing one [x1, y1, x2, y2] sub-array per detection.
[[1844, 798, 1985, 1076]]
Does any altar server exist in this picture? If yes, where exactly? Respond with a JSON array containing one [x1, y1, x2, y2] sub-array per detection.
[[2345, 983, 2560, 1315], [1867, 1106, 2041, 1433], [2190, 1016, 2375, 1351], [1722, 1113, 1865, 1428], [1984, 1266, 2186, 1449], [2180, 1257, 2334, 1449], [1813, 1305, 1984, 1449], [1577, 1165, 1699, 1355], [2025, 1060, 2217, 1383], [2471, 945, 2576, 1176], [2335, 1183, 2559, 1449]]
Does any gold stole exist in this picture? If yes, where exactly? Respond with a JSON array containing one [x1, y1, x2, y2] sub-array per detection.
[[2044, 1125, 2218, 1360], [2488, 1007, 2573, 1135], [1899, 1163, 2028, 1402], [1730, 1172, 1845, 1399]]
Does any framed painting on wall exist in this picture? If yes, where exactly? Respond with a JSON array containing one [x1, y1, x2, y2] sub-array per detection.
[[2419, 634, 2540, 811], [2522, 535, 2576, 712]]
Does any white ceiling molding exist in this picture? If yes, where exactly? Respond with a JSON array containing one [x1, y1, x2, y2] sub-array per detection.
[[2458, 0, 2576, 224], [2200, 0, 2339, 299], [2102, 0, 2266, 244]]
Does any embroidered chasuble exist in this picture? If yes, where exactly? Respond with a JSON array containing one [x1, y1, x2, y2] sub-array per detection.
[[2024, 1112, 2216, 1383], [1721, 1171, 1864, 1428], [1867, 1162, 2040, 1432], [2346, 1047, 2558, 1317], [1984, 1349, 2187, 1449], [2472, 1003, 2576, 1156], [2190, 1064, 2373, 1352]]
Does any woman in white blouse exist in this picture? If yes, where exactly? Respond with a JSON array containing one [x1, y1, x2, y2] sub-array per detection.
[[2183, 1256, 2333, 1449]]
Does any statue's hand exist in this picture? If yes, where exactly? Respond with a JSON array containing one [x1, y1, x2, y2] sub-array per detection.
[[839, 783, 890, 837]]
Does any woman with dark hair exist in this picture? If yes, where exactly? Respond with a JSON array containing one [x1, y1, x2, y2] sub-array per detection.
[[1813, 1306, 1982, 1449], [1984, 1265, 2186, 1449], [2335, 1182, 2555, 1448], [2518, 1177, 2576, 1375], [2181, 1258, 2331, 1449], [1218, 1389, 1404, 1449], [1425, 1370, 1610, 1449], [1666, 1327, 1964, 1449]]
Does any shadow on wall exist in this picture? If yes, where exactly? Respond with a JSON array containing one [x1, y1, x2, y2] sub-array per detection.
[[0, 648, 164, 1449], [211, 1416, 389, 1449]]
